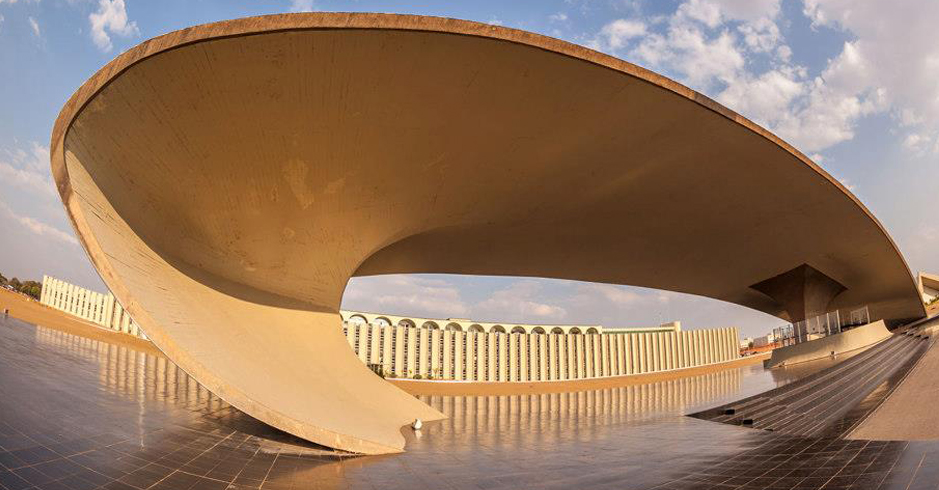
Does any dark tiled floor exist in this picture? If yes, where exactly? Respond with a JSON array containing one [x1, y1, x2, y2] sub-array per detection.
[[1, 314, 937, 489]]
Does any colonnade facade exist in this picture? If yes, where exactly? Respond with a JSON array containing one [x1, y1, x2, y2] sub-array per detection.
[[39, 275, 739, 383], [342, 321, 739, 381], [40, 275, 144, 338]]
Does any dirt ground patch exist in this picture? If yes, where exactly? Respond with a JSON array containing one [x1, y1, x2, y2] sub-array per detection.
[[0, 288, 160, 356]]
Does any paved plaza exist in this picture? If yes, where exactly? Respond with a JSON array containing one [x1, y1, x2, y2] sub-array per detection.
[[3, 316, 939, 490]]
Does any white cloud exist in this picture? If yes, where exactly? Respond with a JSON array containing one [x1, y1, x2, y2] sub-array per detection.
[[717, 66, 805, 128], [589, 18, 646, 51], [343, 275, 468, 319], [586, 0, 938, 154], [89, 0, 139, 52], [549, 12, 568, 23], [289, 0, 314, 13], [800, 0, 939, 154], [28, 16, 38, 37], [475, 280, 567, 321], [0, 142, 55, 197], [0, 199, 77, 246], [487, 18, 503, 26]]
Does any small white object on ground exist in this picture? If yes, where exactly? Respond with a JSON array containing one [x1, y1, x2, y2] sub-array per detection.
[[412, 419, 422, 430]]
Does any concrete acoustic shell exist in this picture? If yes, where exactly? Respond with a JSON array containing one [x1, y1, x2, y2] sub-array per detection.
[[51, 13, 926, 453]]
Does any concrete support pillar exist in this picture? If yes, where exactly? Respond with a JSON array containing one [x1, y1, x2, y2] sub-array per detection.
[[406, 328, 417, 378], [356, 324, 369, 363], [586, 335, 595, 377], [478, 333, 488, 381], [382, 326, 393, 373], [415, 328, 427, 377], [454, 331, 464, 380], [519, 334, 529, 382], [548, 335, 558, 380], [751, 264, 846, 332], [485, 332, 495, 381], [465, 332, 476, 381], [615, 335, 624, 376], [393, 326, 406, 377], [369, 325, 381, 365], [442, 330, 452, 379], [574, 334, 587, 379], [565, 334, 576, 380], [344, 322, 354, 348], [708, 329, 717, 363], [538, 335, 547, 381]]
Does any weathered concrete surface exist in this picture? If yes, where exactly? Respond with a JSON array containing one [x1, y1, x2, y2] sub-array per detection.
[[51, 13, 926, 453], [765, 321, 892, 368]]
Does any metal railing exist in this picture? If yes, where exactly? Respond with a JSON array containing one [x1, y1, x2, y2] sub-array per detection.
[[775, 306, 870, 346]]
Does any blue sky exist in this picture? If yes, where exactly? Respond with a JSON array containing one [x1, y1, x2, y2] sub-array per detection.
[[2, 0, 937, 339]]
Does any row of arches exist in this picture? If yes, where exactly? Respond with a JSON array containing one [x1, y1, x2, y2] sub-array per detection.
[[344, 313, 599, 335]]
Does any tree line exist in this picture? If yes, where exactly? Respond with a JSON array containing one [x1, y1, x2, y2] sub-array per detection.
[[0, 273, 41, 300]]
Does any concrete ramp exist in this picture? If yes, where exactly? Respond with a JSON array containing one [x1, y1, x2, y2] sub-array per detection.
[[849, 333, 939, 440]]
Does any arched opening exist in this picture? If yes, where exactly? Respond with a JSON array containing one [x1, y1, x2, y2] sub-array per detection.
[[551, 327, 564, 335], [421, 321, 440, 330], [468, 324, 484, 333], [445, 322, 463, 332], [374, 317, 391, 327], [397, 319, 416, 329], [532, 327, 546, 335], [586, 327, 599, 334], [490, 325, 506, 334], [569, 327, 582, 335], [511, 326, 526, 334], [348, 315, 368, 325]]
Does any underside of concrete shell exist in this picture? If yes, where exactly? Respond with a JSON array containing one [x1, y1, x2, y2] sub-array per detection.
[[51, 13, 925, 454]]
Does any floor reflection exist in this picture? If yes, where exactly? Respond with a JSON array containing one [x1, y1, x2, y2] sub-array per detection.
[[3, 315, 937, 489]]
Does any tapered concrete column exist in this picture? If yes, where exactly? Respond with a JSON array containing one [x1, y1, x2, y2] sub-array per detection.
[[751, 264, 847, 335]]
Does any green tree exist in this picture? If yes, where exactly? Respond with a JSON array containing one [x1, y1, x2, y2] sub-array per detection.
[[0, 273, 7, 285], [9, 277, 20, 290]]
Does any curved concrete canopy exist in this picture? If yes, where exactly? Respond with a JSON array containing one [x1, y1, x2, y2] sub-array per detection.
[[52, 13, 926, 453]]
